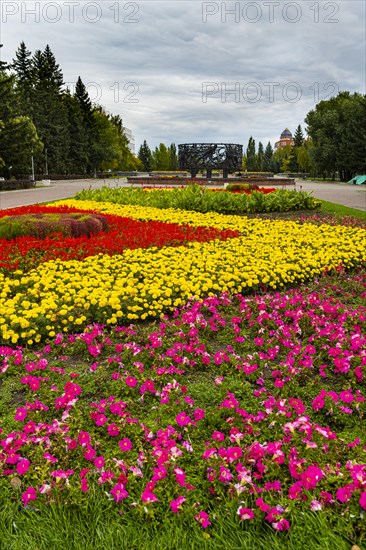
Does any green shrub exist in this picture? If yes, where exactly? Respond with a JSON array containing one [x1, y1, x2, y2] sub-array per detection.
[[0, 213, 108, 240], [226, 183, 250, 191], [75, 185, 321, 215]]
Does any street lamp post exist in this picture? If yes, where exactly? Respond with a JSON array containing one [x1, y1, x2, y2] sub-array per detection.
[[31, 151, 35, 182]]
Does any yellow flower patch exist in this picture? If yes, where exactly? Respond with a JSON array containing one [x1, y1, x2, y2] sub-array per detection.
[[1, 199, 365, 344]]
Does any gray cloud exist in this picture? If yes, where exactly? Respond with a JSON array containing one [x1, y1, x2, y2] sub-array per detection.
[[1, 0, 365, 150]]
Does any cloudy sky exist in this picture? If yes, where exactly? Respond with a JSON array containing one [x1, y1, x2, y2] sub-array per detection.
[[0, 0, 365, 151]]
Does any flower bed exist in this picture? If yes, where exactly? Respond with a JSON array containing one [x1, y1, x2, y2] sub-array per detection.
[[0, 271, 365, 535], [74, 185, 319, 215], [0, 205, 237, 274], [0, 201, 365, 345], [141, 187, 277, 195], [0, 190, 366, 544]]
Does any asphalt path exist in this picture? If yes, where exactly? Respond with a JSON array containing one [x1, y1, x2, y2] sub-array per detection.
[[293, 179, 366, 212], [0, 178, 365, 213]]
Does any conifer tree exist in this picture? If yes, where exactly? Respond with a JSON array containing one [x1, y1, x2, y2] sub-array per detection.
[[168, 143, 178, 170], [31, 45, 69, 174], [138, 140, 152, 171], [293, 124, 304, 148], [263, 142, 274, 172], [256, 141, 264, 171], [246, 136, 256, 171]]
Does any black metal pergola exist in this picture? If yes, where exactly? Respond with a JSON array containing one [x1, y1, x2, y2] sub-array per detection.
[[178, 143, 243, 178]]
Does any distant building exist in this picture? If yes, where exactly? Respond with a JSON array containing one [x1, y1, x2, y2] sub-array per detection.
[[274, 128, 294, 150], [124, 127, 135, 154]]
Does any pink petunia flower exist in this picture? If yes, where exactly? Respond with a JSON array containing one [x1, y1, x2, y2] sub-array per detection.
[[301, 465, 324, 490], [175, 411, 191, 427], [310, 500, 323, 511], [16, 459, 30, 475], [212, 431, 225, 441], [195, 510, 211, 528], [14, 407, 27, 422], [359, 492, 366, 510], [44, 452, 58, 463], [125, 376, 138, 387], [94, 456, 105, 469], [84, 447, 97, 461], [119, 438, 133, 452], [272, 518, 290, 531], [170, 495, 186, 513], [336, 486, 352, 503], [339, 390, 354, 403], [110, 483, 128, 503], [21, 486, 37, 506], [81, 478, 89, 492], [237, 507, 254, 520], [141, 489, 158, 503], [107, 423, 120, 437]]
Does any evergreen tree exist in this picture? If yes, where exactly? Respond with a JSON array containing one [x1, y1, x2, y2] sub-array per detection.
[[63, 90, 89, 173], [256, 141, 264, 171], [74, 76, 96, 171], [0, 44, 8, 72], [0, 47, 43, 177], [39, 44, 63, 91], [12, 41, 33, 114], [246, 136, 256, 171], [75, 77, 94, 125], [12, 42, 32, 88], [288, 148, 299, 173], [0, 61, 15, 122], [31, 45, 69, 174], [138, 140, 152, 171], [263, 142, 274, 172], [293, 124, 304, 148], [168, 143, 178, 170]]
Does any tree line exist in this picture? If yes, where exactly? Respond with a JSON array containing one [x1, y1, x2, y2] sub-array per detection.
[[1, 43, 365, 181], [0, 42, 142, 178], [138, 141, 179, 172], [243, 92, 366, 179], [140, 90, 366, 179]]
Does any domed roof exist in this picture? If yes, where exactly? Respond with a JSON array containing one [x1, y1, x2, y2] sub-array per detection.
[[280, 128, 293, 138]]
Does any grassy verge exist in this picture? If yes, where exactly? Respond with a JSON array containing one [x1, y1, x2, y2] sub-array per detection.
[[318, 200, 366, 219], [0, 499, 360, 550]]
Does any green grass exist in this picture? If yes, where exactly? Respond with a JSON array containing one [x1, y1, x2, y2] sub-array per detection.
[[305, 178, 347, 183], [319, 200, 366, 219], [0, 498, 362, 550]]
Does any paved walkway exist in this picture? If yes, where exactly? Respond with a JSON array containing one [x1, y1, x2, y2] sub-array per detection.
[[0, 178, 365, 213], [0, 179, 118, 210], [293, 179, 366, 212]]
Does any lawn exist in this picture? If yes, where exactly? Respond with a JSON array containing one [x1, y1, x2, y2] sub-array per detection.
[[0, 188, 365, 549]]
